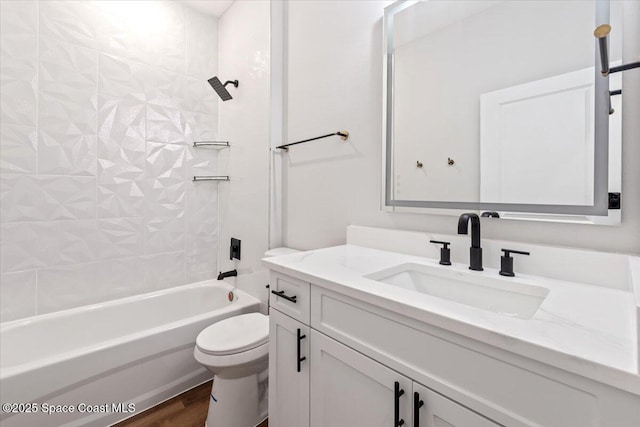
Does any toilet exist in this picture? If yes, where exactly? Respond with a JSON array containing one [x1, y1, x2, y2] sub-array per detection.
[[194, 247, 299, 427]]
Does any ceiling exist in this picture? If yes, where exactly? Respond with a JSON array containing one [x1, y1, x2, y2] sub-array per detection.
[[183, 0, 235, 17]]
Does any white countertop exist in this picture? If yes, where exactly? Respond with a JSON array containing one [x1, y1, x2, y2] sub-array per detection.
[[263, 244, 640, 394]]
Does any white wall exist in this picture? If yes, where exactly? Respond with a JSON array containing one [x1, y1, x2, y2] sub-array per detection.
[[0, 1, 220, 321], [217, 0, 271, 307], [282, 0, 640, 255]]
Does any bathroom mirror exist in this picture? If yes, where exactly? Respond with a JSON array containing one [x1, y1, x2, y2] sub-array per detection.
[[383, 0, 622, 223]]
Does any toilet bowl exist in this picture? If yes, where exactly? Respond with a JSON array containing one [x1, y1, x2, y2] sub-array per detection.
[[194, 247, 299, 427], [194, 313, 269, 427]]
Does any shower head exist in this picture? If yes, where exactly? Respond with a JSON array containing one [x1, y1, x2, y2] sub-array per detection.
[[208, 77, 239, 101]]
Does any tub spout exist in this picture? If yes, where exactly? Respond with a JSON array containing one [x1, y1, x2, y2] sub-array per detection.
[[217, 269, 238, 280]]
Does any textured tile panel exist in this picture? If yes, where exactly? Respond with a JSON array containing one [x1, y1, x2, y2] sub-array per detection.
[[0, 174, 96, 222], [0, 125, 37, 174], [145, 142, 186, 254], [0, 1, 38, 126], [0, 270, 37, 322], [1, 1, 221, 321], [98, 53, 147, 102], [188, 77, 219, 116], [145, 142, 186, 214], [146, 215, 186, 255], [97, 95, 146, 218], [190, 111, 218, 141], [142, 251, 186, 291], [0, 220, 96, 273], [38, 37, 97, 176], [39, 1, 101, 50], [55, 220, 99, 266], [1, 222, 55, 272], [37, 257, 145, 314], [185, 7, 218, 80], [159, 1, 186, 74], [146, 103, 188, 144], [186, 143, 218, 282], [96, 217, 145, 261], [93, 1, 186, 73]]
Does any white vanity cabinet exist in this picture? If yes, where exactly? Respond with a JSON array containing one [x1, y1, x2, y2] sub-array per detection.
[[310, 329, 500, 427], [416, 383, 502, 427], [268, 270, 640, 427], [310, 330, 412, 427], [268, 308, 310, 427]]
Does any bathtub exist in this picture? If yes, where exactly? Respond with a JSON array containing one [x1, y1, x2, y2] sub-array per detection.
[[0, 280, 260, 427]]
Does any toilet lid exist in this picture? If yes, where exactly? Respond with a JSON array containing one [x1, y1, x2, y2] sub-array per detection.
[[196, 313, 269, 356]]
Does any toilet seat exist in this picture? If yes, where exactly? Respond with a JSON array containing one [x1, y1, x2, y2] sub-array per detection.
[[196, 312, 268, 356]]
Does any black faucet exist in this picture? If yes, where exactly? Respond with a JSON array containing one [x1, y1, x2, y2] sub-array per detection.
[[217, 269, 238, 280], [458, 213, 483, 271]]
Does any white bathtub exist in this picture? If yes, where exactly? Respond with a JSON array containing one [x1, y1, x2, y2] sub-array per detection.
[[0, 280, 260, 427]]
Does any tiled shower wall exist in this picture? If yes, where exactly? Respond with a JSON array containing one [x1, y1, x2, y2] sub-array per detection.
[[0, 1, 220, 322]]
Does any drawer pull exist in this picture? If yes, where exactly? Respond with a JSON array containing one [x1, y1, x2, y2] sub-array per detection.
[[413, 392, 424, 427], [394, 381, 405, 426], [271, 289, 297, 303], [297, 328, 307, 373]]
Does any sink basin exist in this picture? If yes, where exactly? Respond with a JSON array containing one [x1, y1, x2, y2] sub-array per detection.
[[365, 263, 549, 319]]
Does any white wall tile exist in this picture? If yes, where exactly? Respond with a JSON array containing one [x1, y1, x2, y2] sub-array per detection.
[[185, 7, 218, 80], [0, 174, 96, 222], [0, 125, 37, 174], [96, 218, 145, 261], [145, 142, 186, 254], [143, 251, 186, 291], [98, 53, 147, 101], [145, 142, 186, 214], [97, 95, 146, 218], [37, 257, 145, 314], [146, 216, 186, 255], [0, 220, 96, 273], [186, 143, 218, 282], [0, 1, 38, 127], [146, 103, 188, 144], [1, 222, 55, 272], [159, 1, 186, 74], [1, 1, 219, 322], [38, 37, 97, 176], [39, 1, 102, 50], [0, 270, 37, 322]]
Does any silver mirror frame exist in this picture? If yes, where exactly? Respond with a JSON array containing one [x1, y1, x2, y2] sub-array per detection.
[[382, 0, 611, 216]]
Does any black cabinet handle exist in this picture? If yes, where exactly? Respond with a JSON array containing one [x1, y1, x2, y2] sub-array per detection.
[[296, 328, 306, 373], [413, 392, 424, 427], [394, 381, 405, 426], [271, 289, 297, 303]]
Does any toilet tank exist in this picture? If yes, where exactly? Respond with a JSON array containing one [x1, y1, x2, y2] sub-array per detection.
[[264, 247, 299, 258]]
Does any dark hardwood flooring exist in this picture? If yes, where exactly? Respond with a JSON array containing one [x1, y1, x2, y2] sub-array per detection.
[[114, 381, 268, 427]]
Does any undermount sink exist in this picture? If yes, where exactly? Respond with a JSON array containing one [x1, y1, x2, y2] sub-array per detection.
[[365, 263, 549, 319]]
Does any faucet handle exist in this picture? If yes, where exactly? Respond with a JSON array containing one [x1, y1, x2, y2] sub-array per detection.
[[430, 240, 451, 266], [499, 249, 530, 277]]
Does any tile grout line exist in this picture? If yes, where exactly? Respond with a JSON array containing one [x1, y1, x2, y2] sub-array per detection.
[[95, 31, 100, 227], [183, 3, 188, 286], [34, 0, 41, 316]]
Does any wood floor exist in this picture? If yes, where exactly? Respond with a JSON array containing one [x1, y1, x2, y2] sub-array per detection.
[[115, 381, 268, 427]]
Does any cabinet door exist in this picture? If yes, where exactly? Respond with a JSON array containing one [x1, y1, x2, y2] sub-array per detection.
[[310, 330, 412, 427], [413, 382, 500, 427], [269, 309, 310, 427]]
